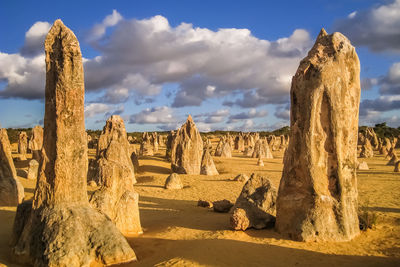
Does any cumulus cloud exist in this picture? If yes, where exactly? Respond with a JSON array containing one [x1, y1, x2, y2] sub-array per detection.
[[85, 13, 312, 107], [379, 62, 400, 95], [0, 52, 45, 99], [0, 12, 312, 108], [334, 0, 400, 53], [20, 21, 51, 56], [194, 109, 230, 124], [227, 108, 268, 123], [85, 103, 113, 118], [87, 9, 123, 41], [129, 106, 177, 124], [274, 104, 290, 120], [360, 95, 400, 115]]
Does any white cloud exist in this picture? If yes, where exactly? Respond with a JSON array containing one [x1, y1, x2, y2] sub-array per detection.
[[334, 0, 400, 53], [194, 109, 230, 124], [227, 108, 268, 123], [84, 13, 312, 107], [129, 106, 177, 124], [88, 9, 123, 41], [85, 103, 113, 118], [20, 21, 51, 56]]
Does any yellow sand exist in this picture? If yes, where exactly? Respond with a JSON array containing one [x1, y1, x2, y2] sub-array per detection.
[[1, 142, 400, 266]]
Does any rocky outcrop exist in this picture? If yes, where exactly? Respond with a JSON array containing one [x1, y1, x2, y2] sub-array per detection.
[[221, 142, 232, 158], [213, 199, 233, 213], [10, 20, 136, 266], [233, 173, 249, 182], [30, 125, 43, 161], [165, 130, 175, 161], [360, 138, 373, 158], [27, 159, 39, 180], [164, 173, 183, 189], [90, 115, 141, 235], [230, 174, 276, 230], [171, 115, 203, 174], [275, 29, 361, 242], [0, 128, 24, 206], [139, 132, 154, 156], [200, 148, 219, 175], [17, 131, 28, 161]]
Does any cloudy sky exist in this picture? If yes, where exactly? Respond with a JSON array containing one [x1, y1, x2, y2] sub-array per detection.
[[0, 0, 399, 132]]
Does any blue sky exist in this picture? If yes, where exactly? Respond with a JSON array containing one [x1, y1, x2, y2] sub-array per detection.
[[0, 0, 399, 132]]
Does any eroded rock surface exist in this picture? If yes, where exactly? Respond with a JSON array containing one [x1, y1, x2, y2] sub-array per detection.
[[275, 29, 361, 242], [171, 115, 203, 174], [231, 174, 276, 230], [0, 128, 24, 206], [10, 20, 136, 266], [90, 115, 142, 235]]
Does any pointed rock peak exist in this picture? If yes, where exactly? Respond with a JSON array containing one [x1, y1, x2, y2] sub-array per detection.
[[187, 114, 193, 123], [318, 28, 328, 38], [53, 19, 64, 27]]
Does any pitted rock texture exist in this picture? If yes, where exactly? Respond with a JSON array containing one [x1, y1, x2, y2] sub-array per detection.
[[171, 115, 203, 174], [10, 20, 136, 266], [275, 29, 361, 242]]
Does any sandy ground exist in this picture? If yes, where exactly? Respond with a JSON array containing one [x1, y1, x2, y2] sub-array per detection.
[[1, 142, 400, 266]]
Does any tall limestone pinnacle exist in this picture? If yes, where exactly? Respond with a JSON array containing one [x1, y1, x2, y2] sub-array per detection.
[[275, 29, 361, 241], [10, 20, 136, 266], [171, 115, 203, 174]]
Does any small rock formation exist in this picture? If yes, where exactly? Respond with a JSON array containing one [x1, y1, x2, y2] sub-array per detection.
[[275, 29, 361, 242], [171, 115, 203, 174], [243, 146, 254, 157], [230, 174, 276, 231], [90, 115, 141, 235], [10, 20, 136, 266], [17, 131, 28, 161], [30, 125, 43, 161], [27, 159, 39, 180], [221, 142, 232, 158], [214, 139, 224, 156], [165, 130, 175, 161], [357, 161, 369, 170], [257, 157, 264, 166], [233, 173, 249, 182], [130, 148, 140, 173], [139, 132, 154, 156], [0, 128, 24, 206], [213, 199, 233, 213], [394, 161, 399, 172], [198, 200, 213, 208], [164, 173, 183, 189], [200, 148, 219, 175], [360, 138, 373, 158]]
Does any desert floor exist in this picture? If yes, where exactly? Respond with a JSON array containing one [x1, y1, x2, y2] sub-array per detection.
[[1, 142, 400, 267]]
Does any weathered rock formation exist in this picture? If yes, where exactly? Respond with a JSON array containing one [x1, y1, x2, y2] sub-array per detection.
[[387, 153, 399, 166], [90, 115, 141, 235], [171, 115, 203, 174], [360, 138, 373, 158], [30, 125, 43, 161], [17, 131, 28, 161], [275, 29, 361, 241], [164, 173, 183, 189], [221, 142, 232, 158], [139, 132, 154, 156], [357, 161, 369, 170], [200, 148, 219, 175], [231, 174, 276, 230], [165, 130, 175, 161], [0, 128, 24, 206], [27, 159, 39, 180], [213, 199, 233, 213], [10, 20, 136, 266], [257, 157, 264, 166]]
